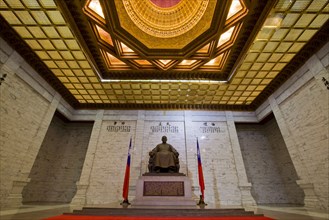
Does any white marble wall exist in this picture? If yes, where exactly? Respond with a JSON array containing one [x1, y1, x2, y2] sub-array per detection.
[[85, 120, 137, 204], [236, 119, 304, 205], [0, 38, 57, 207], [277, 73, 328, 209], [264, 118, 304, 204], [72, 110, 256, 207], [259, 42, 329, 210], [190, 121, 242, 206], [22, 115, 93, 203]]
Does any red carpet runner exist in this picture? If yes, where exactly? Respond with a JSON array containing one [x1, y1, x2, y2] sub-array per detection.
[[44, 216, 274, 220], [44, 207, 275, 220]]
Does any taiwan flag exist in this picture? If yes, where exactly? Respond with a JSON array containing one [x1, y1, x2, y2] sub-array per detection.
[[197, 138, 205, 200], [122, 137, 132, 202]]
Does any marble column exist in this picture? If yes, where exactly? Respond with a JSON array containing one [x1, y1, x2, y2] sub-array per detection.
[[225, 111, 256, 207], [135, 110, 145, 176], [184, 111, 198, 197], [71, 110, 104, 206]]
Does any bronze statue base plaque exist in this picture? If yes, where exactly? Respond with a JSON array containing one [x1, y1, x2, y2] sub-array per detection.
[[131, 175, 196, 208], [143, 181, 184, 196]]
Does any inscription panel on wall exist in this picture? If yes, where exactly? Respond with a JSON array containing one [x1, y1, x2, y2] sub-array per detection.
[[143, 181, 184, 196], [150, 123, 179, 133], [199, 122, 221, 133], [107, 121, 131, 132]]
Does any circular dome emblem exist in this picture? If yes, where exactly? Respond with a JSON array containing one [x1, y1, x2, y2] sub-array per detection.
[[150, 0, 181, 8], [123, 0, 209, 38]]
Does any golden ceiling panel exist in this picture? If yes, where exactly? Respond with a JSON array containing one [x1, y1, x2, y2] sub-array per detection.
[[0, 0, 328, 110], [235, 0, 328, 103]]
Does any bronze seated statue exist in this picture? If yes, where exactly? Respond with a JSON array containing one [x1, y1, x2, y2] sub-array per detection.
[[148, 136, 180, 173]]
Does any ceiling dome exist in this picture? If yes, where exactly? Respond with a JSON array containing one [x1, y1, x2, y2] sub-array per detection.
[[123, 0, 209, 38]]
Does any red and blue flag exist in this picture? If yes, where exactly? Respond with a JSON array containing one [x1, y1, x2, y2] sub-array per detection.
[[197, 138, 205, 200], [122, 137, 132, 201]]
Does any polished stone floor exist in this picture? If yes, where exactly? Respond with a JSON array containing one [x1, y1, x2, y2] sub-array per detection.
[[0, 203, 328, 220]]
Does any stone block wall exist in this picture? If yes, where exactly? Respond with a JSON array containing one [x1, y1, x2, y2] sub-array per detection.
[[22, 114, 93, 203], [188, 121, 241, 206], [0, 38, 53, 207], [78, 111, 246, 207], [237, 123, 281, 204], [85, 120, 137, 205], [236, 118, 304, 205], [264, 118, 304, 204], [263, 42, 328, 210], [278, 73, 328, 209]]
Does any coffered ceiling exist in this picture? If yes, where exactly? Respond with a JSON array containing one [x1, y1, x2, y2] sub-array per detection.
[[0, 0, 328, 110]]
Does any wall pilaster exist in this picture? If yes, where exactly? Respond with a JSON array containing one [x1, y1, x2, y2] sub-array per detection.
[[225, 111, 256, 207], [71, 110, 104, 206], [184, 111, 198, 198], [135, 110, 145, 176]]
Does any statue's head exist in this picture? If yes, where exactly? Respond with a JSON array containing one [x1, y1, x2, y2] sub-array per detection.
[[161, 136, 167, 143]]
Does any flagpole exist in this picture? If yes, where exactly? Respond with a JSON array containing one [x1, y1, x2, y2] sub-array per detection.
[[183, 117, 189, 176], [121, 137, 132, 205], [196, 137, 207, 206]]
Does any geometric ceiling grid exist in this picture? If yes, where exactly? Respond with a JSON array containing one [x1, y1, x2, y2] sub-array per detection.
[[0, 0, 328, 110]]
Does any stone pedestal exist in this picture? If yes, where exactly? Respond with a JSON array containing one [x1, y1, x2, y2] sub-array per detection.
[[131, 174, 196, 208], [297, 181, 321, 208], [70, 182, 88, 206], [5, 179, 30, 208], [239, 184, 256, 207]]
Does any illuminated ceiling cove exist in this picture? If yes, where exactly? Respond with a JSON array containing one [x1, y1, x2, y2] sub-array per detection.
[[0, 0, 328, 110]]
